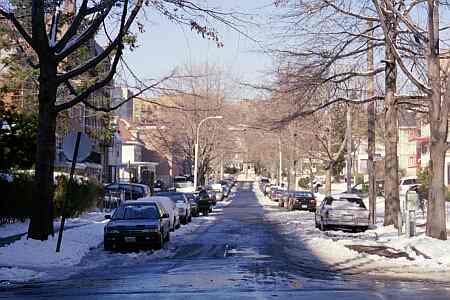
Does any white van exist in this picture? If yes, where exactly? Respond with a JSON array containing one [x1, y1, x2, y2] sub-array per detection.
[[138, 196, 180, 231]]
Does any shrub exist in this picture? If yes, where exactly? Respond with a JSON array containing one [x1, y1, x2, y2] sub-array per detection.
[[298, 177, 310, 189], [354, 173, 365, 185], [54, 176, 104, 218], [0, 174, 103, 223]]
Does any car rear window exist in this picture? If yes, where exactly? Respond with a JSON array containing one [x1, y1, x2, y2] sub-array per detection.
[[293, 192, 314, 198], [113, 204, 159, 220], [402, 179, 417, 185], [330, 198, 366, 209]]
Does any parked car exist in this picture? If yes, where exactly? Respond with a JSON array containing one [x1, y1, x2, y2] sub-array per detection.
[[183, 192, 199, 217], [399, 176, 419, 196], [103, 200, 171, 250], [285, 191, 316, 212], [222, 185, 230, 198], [138, 196, 180, 231], [208, 183, 224, 202], [155, 192, 192, 224], [264, 184, 273, 196], [271, 188, 285, 202], [104, 182, 151, 208], [315, 194, 369, 232]]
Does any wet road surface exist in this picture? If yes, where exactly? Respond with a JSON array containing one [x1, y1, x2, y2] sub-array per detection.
[[1, 182, 450, 299]]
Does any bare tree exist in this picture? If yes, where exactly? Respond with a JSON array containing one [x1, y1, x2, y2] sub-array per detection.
[[372, 0, 449, 239], [0, 0, 239, 240]]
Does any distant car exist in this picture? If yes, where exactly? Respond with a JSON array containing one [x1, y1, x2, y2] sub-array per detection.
[[155, 192, 192, 224], [105, 183, 151, 201], [315, 194, 369, 232], [285, 191, 316, 212], [208, 183, 224, 202], [103, 200, 171, 250], [271, 189, 285, 202], [183, 192, 199, 217], [104, 183, 151, 208], [399, 176, 419, 196]]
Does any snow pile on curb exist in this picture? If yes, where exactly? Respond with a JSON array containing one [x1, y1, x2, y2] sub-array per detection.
[[254, 183, 450, 280], [0, 220, 107, 283]]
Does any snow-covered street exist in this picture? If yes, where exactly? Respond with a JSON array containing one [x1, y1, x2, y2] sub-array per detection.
[[1, 182, 450, 299]]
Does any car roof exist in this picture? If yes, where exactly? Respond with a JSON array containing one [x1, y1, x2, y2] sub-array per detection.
[[335, 193, 363, 200], [107, 182, 148, 188], [123, 200, 159, 206], [400, 176, 417, 180], [137, 196, 172, 202], [156, 191, 184, 196]]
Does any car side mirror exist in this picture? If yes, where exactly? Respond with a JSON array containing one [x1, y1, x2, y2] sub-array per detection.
[[162, 213, 170, 219], [105, 215, 111, 219]]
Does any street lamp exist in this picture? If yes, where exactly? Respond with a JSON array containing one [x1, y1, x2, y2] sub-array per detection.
[[193, 116, 223, 190]]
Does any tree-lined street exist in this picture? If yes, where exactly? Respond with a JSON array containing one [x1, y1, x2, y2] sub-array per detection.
[[1, 182, 450, 299]]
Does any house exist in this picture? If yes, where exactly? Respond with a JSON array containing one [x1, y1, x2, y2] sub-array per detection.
[[116, 118, 158, 184], [398, 110, 419, 177]]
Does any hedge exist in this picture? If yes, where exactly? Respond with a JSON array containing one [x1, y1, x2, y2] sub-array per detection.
[[0, 174, 104, 225]]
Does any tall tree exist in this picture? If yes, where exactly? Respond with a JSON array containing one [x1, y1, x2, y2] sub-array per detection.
[[373, 0, 449, 239], [0, 0, 236, 240]]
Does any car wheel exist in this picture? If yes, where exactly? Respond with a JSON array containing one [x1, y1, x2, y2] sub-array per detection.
[[188, 215, 192, 222], [104, 241, 113, 251], [181, 216, 187, 225], [175, 221, 181, 229], [154, 233, 163, 250]]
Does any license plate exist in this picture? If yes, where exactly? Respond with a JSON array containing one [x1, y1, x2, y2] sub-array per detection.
[[124, 236, 136, 243], [301, 205, 308, 208]]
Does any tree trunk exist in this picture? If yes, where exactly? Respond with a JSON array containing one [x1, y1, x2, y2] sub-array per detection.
[[383, 15, 400, 227], [28, 65, 57, 240], [426, 141, 448, 240], [325, 167, 332, 196], [346, 105, 352, 193], [425, 1, 448, 240]]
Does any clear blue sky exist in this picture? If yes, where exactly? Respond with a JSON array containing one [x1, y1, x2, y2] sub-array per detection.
[[118, 1, 275, 99]]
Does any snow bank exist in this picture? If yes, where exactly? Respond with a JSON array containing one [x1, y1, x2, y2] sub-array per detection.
[[0, 220, 107, 269], [0, 211, 107, 240], [254, 182, 450, 281], [0, 267, 44, 283]]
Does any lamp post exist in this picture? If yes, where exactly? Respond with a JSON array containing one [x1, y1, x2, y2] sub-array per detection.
[[193, 116, 223, 190]]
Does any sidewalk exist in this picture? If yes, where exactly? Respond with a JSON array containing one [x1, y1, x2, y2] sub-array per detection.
[[0, 211, 108, 247]]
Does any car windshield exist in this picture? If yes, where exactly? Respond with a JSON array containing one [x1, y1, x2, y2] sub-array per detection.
[[113, 204, 159, 220]]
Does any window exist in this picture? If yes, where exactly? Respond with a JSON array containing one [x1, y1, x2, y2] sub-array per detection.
[[408, 155, 417, 168]]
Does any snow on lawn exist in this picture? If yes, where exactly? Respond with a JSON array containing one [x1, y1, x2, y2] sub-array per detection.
[[254, 183, 450, 281], [0, 211, 108, 240]]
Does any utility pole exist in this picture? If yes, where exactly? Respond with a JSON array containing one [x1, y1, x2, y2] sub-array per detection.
[[367, 20, 377, 225], [346, 104, 353, 193]]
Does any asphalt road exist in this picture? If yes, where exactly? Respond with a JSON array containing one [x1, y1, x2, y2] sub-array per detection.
[[1, 182, 450, 299]]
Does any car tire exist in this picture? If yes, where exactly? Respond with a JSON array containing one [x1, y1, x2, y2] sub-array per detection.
[[181, 217, 187, 225], [104, 241, 113, 251], [154, 233, 163, 250], [188, 215, 192, 222], [175, 221, 180, 229]]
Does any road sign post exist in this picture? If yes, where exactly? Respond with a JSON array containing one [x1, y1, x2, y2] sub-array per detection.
[[56, 132, 91, 252]]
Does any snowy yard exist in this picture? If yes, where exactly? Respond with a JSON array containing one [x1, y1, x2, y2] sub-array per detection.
[[256, 184, 450, 282]]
